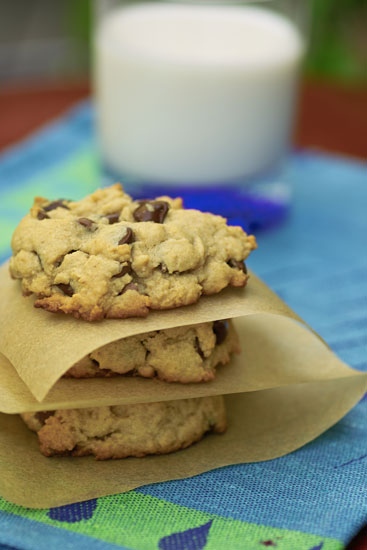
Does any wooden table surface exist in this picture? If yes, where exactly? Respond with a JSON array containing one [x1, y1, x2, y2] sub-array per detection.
[[0, 78, 366, 160]]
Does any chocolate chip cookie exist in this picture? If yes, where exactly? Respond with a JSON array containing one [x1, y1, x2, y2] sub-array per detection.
[[21, 396, 227, 459], [9, 184, 256, 320], [66, 319, 238, 383]]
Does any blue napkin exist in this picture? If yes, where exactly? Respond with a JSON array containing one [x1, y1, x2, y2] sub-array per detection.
[[0, 101, 366, 549]]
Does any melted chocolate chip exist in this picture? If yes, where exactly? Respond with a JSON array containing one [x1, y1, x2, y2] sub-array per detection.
[[54, 250, 77, 268], [106, 212, 120, 224], [133, 200, 169, 223], [227, 259, 247, 273], [213, 320, 228, 346], [77, 217, 95, 229], [122, 282, 139, 293], [57, 283, 74, 297], [195, 337, 205, 360], [118, 227, 134, 245], [35, 411, 55, 425], [43, 200, 69, 212], [113, 261, 132, 278], [37, 211, 50, 220]]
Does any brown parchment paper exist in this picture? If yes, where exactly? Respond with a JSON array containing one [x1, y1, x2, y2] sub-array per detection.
[[0, 314, 363, 413], [1, 262, 312, 403], [1, 264, 367, 507], [1, 378, 366, 508]]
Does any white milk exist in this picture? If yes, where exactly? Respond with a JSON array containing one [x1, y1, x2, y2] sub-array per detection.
[[95, 3, 304, 185]]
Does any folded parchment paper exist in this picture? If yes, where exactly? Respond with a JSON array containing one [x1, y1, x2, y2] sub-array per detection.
[[0, 263, 366, 508], [0, 314, 363, 413], [0, 263, 309, 403], [1, 379, 365, 508]]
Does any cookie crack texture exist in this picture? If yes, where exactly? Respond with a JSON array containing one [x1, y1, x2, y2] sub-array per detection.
[[65, 320, 239, 383], [9, 184, 256, 320]]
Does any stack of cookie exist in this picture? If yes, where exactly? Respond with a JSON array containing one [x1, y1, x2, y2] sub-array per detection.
[[9, 184, 256, 460]]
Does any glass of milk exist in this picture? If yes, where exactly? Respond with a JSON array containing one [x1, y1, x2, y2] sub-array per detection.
[[93, 0, 308, 230]]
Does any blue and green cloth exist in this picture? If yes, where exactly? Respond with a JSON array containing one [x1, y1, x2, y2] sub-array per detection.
[[0, 102, 366, 549]]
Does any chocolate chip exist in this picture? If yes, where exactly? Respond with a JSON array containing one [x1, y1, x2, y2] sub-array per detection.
[[118, 282, 139, 296], [37, 199, 69, 219], [195, 337, 205, 360], [43, 200, 69, 212], [106, 212, 120, 224], [57, 283, 74, 296], [227, 259, 247, 273], [113, 261, 132, 278], [37, 211, 50, 220], [55, 250, 78, 268], [35, 411, 55, 425], [77, 217, 95, 229], [213, 320, 228, 346], [133, 200, 169, 223], [118, 227, 134, 245]]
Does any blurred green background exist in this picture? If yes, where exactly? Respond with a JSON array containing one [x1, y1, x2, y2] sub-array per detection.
[[306, 0, 366, 83], [0, 0, 366, 84]]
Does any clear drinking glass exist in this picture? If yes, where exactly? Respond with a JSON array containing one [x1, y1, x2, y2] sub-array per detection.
[[93, 0, 309, 231]]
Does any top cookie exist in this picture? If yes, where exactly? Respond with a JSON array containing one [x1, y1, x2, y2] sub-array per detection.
[[9, 184, 257, 321]]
